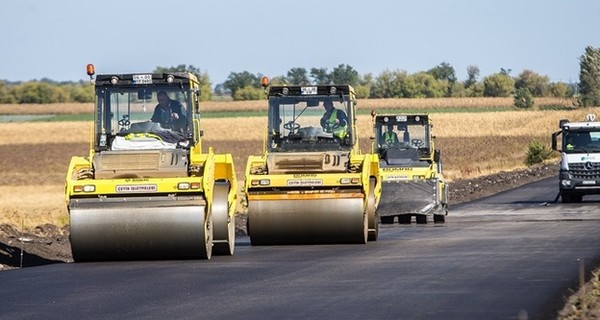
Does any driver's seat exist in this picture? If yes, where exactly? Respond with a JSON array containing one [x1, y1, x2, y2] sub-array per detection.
[[403, 131, 410, 142]]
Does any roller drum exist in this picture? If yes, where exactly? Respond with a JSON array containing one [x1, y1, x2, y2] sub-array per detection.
[[212, 182, 235, 255], [248, 198, 366, 245], [69, 196, 211, 261], [378, 180, 439, 216]]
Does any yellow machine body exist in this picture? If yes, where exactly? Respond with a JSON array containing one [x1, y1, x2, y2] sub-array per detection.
[[244, 85, 381, 245], [372, 113, 448, 224], [65, 70, 237, 261]]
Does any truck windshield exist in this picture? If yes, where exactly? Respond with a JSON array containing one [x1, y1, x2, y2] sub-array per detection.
[[375, 118, 430, 158], [94, 87, 191, 150], [266, 96, 353, 152], [563, 130, 600, 153]]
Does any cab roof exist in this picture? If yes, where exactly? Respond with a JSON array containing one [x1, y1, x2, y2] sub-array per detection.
[[94, 72, 197, 86], [267, 85, 354, 97]]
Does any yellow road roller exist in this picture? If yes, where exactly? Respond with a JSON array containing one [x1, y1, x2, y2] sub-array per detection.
[[372, 113, 448, 224], [244, 82, 381, 245], [65, 65, 237, 261]]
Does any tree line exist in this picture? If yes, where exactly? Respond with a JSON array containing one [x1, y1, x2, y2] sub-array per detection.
[[1, 46, 599, 107]]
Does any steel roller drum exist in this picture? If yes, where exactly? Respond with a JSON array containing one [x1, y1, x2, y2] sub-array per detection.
[[378, 180, 438, 216], [69, 196, 211, 261], [247, 198, 366, 245]]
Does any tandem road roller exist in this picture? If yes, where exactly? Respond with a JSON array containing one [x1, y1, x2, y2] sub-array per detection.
[[65, 65, 237, 261], [244, 82, 381, 245], [372, 113, 448, 224]]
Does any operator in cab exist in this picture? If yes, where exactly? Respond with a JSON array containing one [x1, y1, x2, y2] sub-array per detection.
[[151, 91, 187, 132], [320, 100, 348, 139]]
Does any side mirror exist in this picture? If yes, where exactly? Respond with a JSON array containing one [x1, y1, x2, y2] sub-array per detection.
[[434, 149, 441, 163], [551, 131, 560, 151]]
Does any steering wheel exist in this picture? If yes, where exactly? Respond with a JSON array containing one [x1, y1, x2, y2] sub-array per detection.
[[283, 121, 300, 131], [323, 122, 341, 133], [411, 138, 424, 148], [118, 115, 130, 127]]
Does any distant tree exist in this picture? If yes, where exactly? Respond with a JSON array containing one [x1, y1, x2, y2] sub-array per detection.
[[330, 64, 360, 86], [13, 82, 65, 103], [448, 81, 466, 97], [214, 84, 225, 96], [578, 46, 600, 107], [354, 73, 374, 98], [407, 72, 445, 98], [500, 68, 512, 76], [63, 82, 94, 103], [286, 67, 310, 85], [223, 71, 260, 97], [268, 76, 288, 86], [514, 87, 534, 109], [232, 85, 264, 101], [464, 65, 480, 88], [548, 82, 573, 98], [0, 81, 16, 103], [370, 69, 406, 98], [310, 67, 331, 85], [427, 62, 456, 96], [466, 82, 485, 97], [154, 65, 212, 101], [428, 62, 457, 83], [514, 70, 550, 97], [483, 72, 514, 97]]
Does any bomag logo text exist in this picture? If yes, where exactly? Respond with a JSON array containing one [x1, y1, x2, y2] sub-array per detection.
[[293, 174, 318, 177], [382, 168, 413, 171]]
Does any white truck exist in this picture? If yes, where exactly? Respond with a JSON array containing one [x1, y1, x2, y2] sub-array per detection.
[[552, 114, 600, 203]]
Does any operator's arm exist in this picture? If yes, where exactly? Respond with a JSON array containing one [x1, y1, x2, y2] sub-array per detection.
[[174, 101, 187, 122], [337, 110, 348, 126], [150, 106, 160, 123]]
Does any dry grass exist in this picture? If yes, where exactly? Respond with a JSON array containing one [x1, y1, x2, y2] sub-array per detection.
[[0, 103, 94, 114], [0, 97, 572, 114]]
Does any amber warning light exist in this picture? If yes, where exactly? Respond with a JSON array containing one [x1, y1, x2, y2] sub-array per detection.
[[86, 64, 95, 76], [261, 76, 269, 88]]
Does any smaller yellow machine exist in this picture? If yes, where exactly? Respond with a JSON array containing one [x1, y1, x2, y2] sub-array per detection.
[[65, 65, 237, 261], [372, 113, 448, 224], [244, 83, 381, 245]]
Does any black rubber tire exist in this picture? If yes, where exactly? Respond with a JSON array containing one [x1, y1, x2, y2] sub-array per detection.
[[398, 215, 411, 224], [381, 216, 395, 224], [433, 214, 445, 223]]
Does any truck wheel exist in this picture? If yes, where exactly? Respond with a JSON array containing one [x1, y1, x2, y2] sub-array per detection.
[[381, 216, 395, 224], [398, 214, 411, 224], [416, 214, 427, 224], [561, 194, 582, 203], [433, 214, 445, 223]]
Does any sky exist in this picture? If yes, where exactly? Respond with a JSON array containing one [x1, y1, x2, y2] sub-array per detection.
[[1, 0, 599, 86]]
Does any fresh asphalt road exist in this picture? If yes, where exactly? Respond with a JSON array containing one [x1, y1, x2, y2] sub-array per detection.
[[1, 177, 599, 320]]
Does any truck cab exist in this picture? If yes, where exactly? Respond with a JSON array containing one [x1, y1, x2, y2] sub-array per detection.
[[552, 114, 600, 203]]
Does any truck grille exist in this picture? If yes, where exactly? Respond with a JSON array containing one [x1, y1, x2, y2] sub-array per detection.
[[568, 162, 600, 179]]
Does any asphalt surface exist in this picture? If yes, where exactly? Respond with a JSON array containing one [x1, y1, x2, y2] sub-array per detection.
[[1, 177, 599, 320]]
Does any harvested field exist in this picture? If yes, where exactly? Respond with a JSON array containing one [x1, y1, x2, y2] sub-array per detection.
[[1, 105, 598, 230], [0, 97, 573, 115]]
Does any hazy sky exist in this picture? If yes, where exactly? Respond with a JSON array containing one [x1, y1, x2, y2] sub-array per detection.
[[1, 0, 599, 86]]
